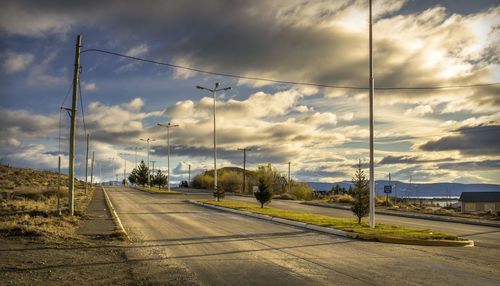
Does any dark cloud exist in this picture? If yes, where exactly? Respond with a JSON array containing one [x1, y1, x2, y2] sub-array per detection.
[[419, 124, 500, 156], [378, 155, 454, 165], [43, 151, 68, 156], [438, 160, 500, 171], [295, 169, 347, 180]]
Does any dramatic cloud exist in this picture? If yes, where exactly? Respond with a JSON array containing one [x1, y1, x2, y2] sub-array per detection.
[[378, 155, 453, 165], [1, 0, 499, 184], [0, 107, 58, 140], [438, 160, 500, 171], [419, 124, 500, 156]]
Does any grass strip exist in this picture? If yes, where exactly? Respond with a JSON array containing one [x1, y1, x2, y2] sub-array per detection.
[[197, 199, 458, 241], [138, 186, 183, 194]]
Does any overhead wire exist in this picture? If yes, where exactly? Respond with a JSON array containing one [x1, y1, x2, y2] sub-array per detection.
[[81, 48, 500, 91]]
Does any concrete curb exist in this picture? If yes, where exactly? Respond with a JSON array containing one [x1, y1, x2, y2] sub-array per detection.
[[131, 186, 184, 195], [189, 200, 474, 247], [304, 202, 500, 228], [102, 187, 130, 241]]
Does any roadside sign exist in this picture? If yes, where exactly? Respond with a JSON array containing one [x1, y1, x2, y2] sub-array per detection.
[[253, 186, 259, 193], [384, 185, 392, 193]]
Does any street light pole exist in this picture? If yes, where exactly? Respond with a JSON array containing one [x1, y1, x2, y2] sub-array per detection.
[[158, 122, 179, 192], [368, 0, 376, 228], [196, 83, 231, 201], [140, 138, 156, 186]]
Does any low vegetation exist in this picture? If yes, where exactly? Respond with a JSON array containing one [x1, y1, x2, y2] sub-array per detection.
[[192, 164, 316, 202], [196, 199, 458, 241], [0, 165, 93, 241]]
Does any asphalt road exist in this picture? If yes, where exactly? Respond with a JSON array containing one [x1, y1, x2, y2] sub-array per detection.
[[107, 186, 500, 285]]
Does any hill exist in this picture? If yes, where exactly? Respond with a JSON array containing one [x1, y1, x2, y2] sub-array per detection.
[[0, 164, 84, 191], [307, 181, 500, 198]]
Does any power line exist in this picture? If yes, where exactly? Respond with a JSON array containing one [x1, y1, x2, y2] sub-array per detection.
[[81, 48, 500, 90]]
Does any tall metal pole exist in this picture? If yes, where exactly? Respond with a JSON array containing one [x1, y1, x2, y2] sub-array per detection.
[[212, 87, 217, 198], [85, 134, 89, 194], [123, 159, 126, 185], [140, 138, 156, 186], [158, 123, 179, 192], [368, 0, 375, 228], [68, 34, 81, 216], [135, 147, 138, 168], [188, 164, 191, 185], [196, 83, 231, 201], [168, 125, 171, 191]]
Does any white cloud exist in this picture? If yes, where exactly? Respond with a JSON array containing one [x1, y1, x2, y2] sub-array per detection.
[[125, 44, 148, 57], [404, 105, 433, 116], [82, 82, 97, 91], [295, 105, 313, 113], [3, 51, 34, 74], [122, 97, 144, 112]]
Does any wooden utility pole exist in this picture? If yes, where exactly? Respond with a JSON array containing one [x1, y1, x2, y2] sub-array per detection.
[[188, 164, 191, 185], [57, 156, 61, 216], [68, 34, 82, 216], [84, 134, 89, 194], [288, 161, 291, 193], [238, 148, 251, 193], [90, 151, 95, 187]]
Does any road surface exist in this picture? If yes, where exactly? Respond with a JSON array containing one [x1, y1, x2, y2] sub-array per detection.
[[106, 186, 500, 285]]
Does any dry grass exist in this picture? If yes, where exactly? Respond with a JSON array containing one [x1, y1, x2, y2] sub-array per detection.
[[0, 165, 94, 242], [329, 194, 354, 204]]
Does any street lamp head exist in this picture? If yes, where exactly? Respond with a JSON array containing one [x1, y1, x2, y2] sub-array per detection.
[[215, 82, 220, 88], [223, 87, 232, 91], [196, 85, 203, 90]]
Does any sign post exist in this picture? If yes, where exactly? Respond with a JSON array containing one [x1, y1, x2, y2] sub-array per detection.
[[384, 185, 392, 205]]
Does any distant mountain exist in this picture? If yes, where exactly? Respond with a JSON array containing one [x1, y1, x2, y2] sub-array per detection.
[[307, 181, 500, 198]]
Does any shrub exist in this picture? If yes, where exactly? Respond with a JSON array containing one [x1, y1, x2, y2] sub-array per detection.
[[277, 193, 296, 200], [290, 183, 315, 201], [219, 171, 242, 193], [192, 174, 214, 190], [331, 194, 354, 204]]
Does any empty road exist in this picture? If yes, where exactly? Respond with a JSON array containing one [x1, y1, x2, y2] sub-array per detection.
[[106, 186, 500, 285]]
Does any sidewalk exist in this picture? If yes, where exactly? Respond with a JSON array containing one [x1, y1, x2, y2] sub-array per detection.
[[76, 187, 117, 237], [304, 201, 500, 228]]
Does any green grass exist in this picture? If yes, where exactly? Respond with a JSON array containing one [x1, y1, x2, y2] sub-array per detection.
[[139, 186, 183, 194], [196, 199, 458, 241]]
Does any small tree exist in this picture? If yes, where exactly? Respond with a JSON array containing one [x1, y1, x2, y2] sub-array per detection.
[[213, 184, 225, 201], [351, 161, 370, 224], [128, 160, 149, 186], [128, 168, 137, 185], [255, 176, 273, 208], [152, 169, 168, 189]]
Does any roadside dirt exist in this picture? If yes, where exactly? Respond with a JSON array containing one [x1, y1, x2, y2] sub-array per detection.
[[0, 176, 199, 285]]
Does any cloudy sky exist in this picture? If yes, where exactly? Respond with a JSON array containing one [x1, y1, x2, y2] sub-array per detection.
[[1, 0, 499, 185]]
